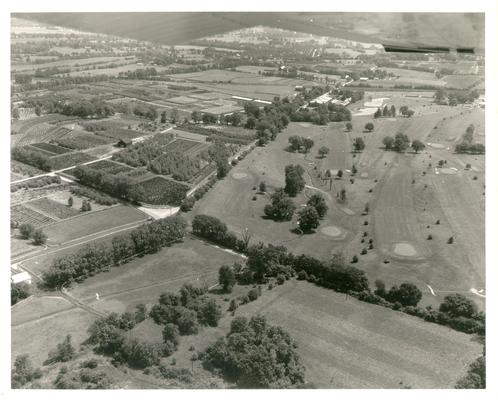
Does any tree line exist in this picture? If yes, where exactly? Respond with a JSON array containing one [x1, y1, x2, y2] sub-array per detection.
[[191, 213, 485, 336]]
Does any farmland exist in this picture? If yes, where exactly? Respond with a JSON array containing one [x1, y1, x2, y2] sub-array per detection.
[[10, 14, 485, 390]]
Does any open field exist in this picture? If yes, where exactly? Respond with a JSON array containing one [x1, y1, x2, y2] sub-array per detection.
[[69, 237, 244, 313], [231, 280, 482, 388], [12, 298, 97, 367]]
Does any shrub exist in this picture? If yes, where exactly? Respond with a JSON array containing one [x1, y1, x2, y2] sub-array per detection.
[[247, 288, 259, 302], [276, 274, 286, 285], [297, 270, 308, 280], [19, 223, 35, 239]]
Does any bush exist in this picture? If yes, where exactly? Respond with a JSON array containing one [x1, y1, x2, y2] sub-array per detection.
[[297, 270, 308, 280], [276, 274, 286, 285], [44, 335, 76, 365], [247, 288, 259, 302], [19, 223, 35, 239]]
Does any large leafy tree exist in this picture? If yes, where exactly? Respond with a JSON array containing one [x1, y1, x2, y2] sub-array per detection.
[[306, 193, 328, 218], [439, 293, 477, 318], [202, 315, 305, 388], [264, 189, 296, 221], [297, 206, 320, 232], [284, 164, 305, 197]]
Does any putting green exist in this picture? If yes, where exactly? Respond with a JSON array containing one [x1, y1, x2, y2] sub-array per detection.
[[232, 172, 249, 179], [320, 225, 344, 238], [393, 243, 418, 257]]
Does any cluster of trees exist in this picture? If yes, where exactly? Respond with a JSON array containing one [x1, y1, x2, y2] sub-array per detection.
[[42, 215, 187, 288], [352, 137, 365, 152], [192, 214, 249, 253], [180, 175, 217, 212], [297, 194, 328, 232], [455, 124, 485, 154], [37, 98, 116, 118], [434, 89, 480, 106], [44, 335, 76, 365], [12, 146, 52, 171], [191, 214, 485, 335], [332, 88, 365, 103], [149, 284, 222, 335], [69, 186, 117, 206], [53, 361, 114, 389], [455, 354, 485, 389], [202, 315, 305, 388], [382, 133, 424, 153], [243, 101, 290, 146], [73, 165, 142, 202], [18, 223, 47, 245], [264, 189, 296, 221], [287, 135, 314, 153], [12, 354, 42, 389], [373, 105, 397, 119], [11, 282, 30, 305]]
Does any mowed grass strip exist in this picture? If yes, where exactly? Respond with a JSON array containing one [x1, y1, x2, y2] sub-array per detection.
[[235, 280, 482, 388], [42, 205, 147, 244]]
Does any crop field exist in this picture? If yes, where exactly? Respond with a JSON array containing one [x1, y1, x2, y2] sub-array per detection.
[[131, 176, 190, 206], [95, 127, 145, 140], [26, 197, 81, 220], [69, 237, 244, 313], [54, 130, 115, 150], [42, 205, 148, 245], [11, 114, 73, 135], [163, 138, 208, 156], [82, 159, 134, 174], [11, 204, 57, 227], [11, 56, 126, 72], [442, 75, 483, 90], [30, 142, 72, 155], [49, 152, 96, 170], [231, 280, 482, 388], [12, 125, 73, 148]]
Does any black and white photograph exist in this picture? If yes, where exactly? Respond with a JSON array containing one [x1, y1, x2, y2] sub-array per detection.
[[2, 1, 497, 396]]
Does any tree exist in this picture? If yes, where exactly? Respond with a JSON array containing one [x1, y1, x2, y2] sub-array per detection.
[[463, 124, 474, 143], [297, 206, 320, 232], [411, 140, 425, 153], [170, 108, 179, 124], [318, 146, 330, 158], [34, 105, 42, 116], [11, 282, 30, 305], [259, 181, 266, 193], [382, 105, 389, 117], [439, 293, 477, 319], [345, 122, 353, 131], [162, 323, 180, 348], [191, 110, 201, 123], [393, 133, 410, 152], [303, 138, 314, 153], [160, 111, 167, 124], [218, 265, 236, 293], [364, 122, 374, 132], [390, 105, 396, 117], [216, 159, 230, 179], [288, 135, 303, 152], [12, 107, 20, 120], [68, 196, 73, 207], [284, 165, 305, 197], [19, 223, 35, 239], [32, 229, 47, 245], [386, 283, 422, 307], [307, 193, 328, 218], [373, 108, 382, 119], [336, 170, 343, 179], [382, 136, 395, 150], [264, 189, 296, 221], [455, 356, 485, 389], [353, 137, 365, 152], [44, 335, 76, 365]]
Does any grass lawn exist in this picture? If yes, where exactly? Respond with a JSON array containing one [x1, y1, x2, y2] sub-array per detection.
[[69, 237, 245, 313]]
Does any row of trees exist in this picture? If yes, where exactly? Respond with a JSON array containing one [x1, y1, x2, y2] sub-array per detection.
[[382, 133, 425, 153], [190, 214, 485, 335], [455, 124, 485, 154], [42, 215, 187, 288]]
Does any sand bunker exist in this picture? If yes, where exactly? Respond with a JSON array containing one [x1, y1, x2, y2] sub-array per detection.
[[353, 108, 376, 117], [439, 168, 457, 175], [393, 243, 418, 257], [232, 172, 249, 179], [340, 207, 355, 216], [364, 97, 389, 108], [299, 122, 312, 128], [360, 172, 369, 178], [321, 226, 344, 238]]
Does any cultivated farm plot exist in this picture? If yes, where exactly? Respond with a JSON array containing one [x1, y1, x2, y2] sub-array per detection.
[[96, 128, 145, 141], [42, 205, 148, 245], [442, 75, 483, 90], [11, 204, 57, 228], [54, 130, 115, 150], [69, 237, 244, 313], [30, 142, 72, 155], [49, 152, 97, 170], [26, 197, 81, 220], [234, 280, 482, 388], [132, 176, 190, 206], [82, 159, 134, 174]]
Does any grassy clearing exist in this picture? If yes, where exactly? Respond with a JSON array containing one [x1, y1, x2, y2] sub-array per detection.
[[69, 237, 244, 313]]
